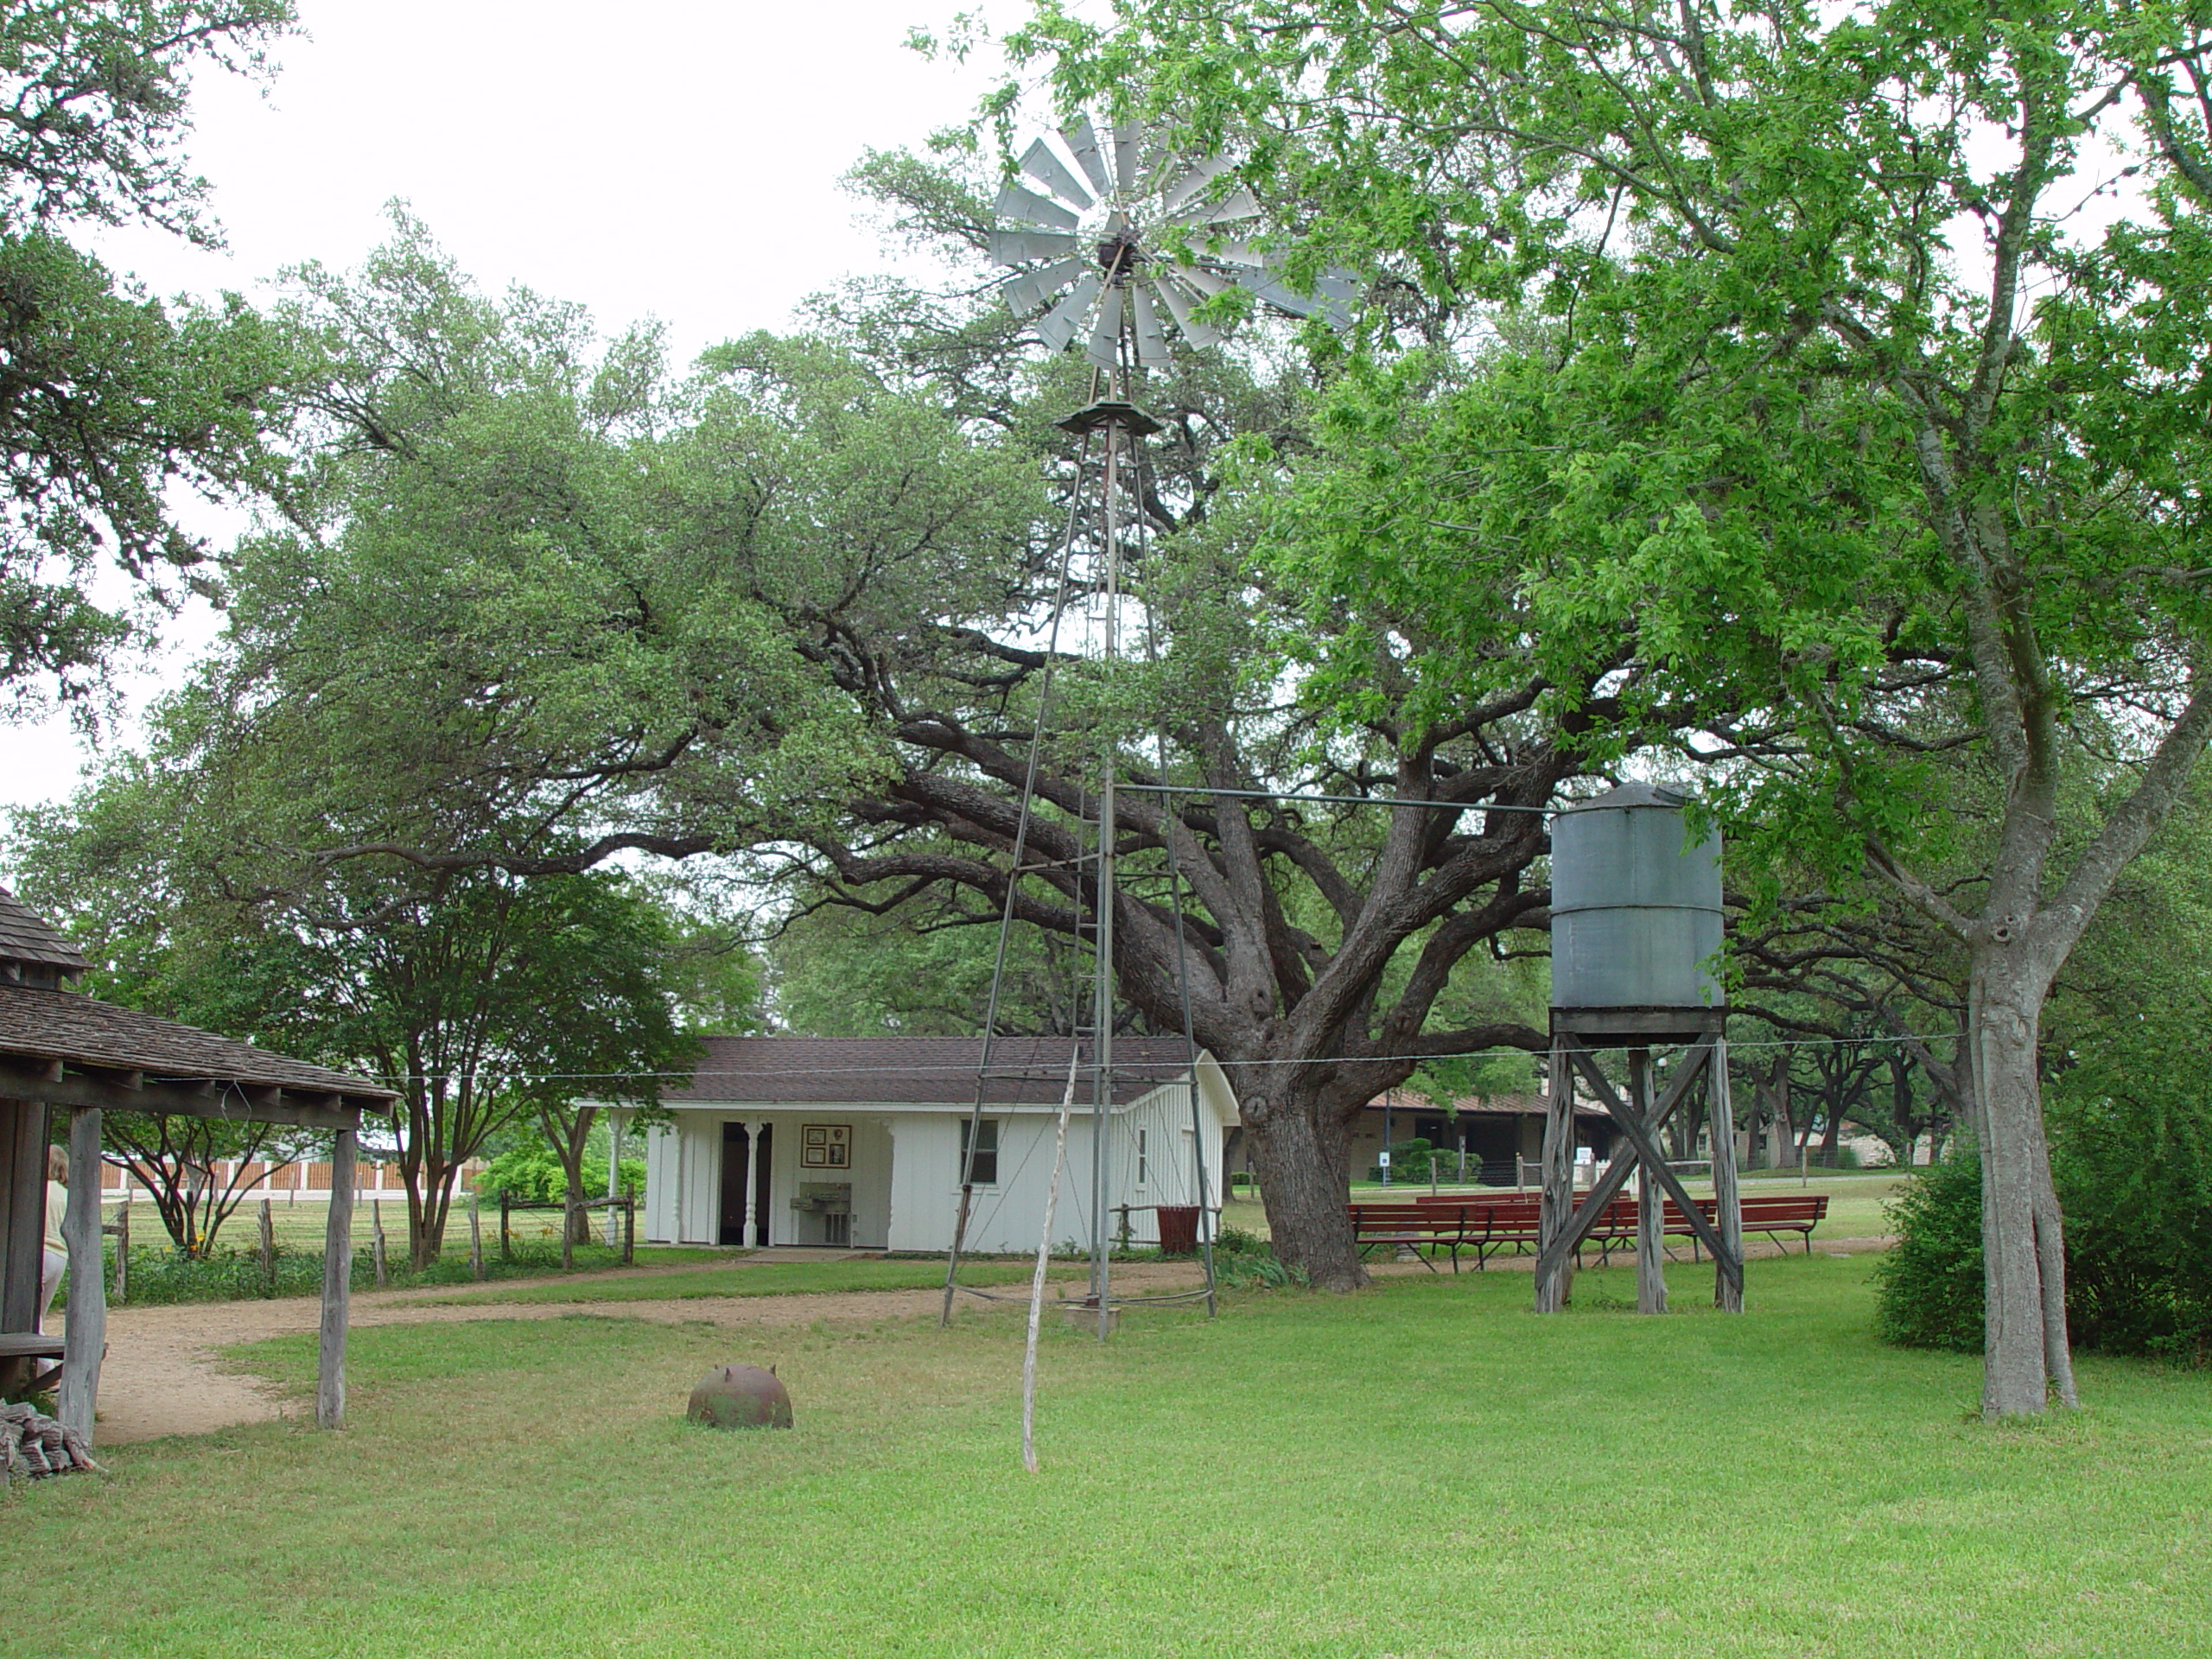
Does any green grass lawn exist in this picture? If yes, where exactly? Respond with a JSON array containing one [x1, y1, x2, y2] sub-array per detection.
[[10, 1255, 2207, 1657]]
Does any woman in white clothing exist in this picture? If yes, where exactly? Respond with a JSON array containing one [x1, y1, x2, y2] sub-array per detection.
[[40, 1142, 67, 1332]]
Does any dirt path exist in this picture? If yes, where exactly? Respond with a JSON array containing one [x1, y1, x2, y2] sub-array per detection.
[[90, 1261, 1207, 1446]]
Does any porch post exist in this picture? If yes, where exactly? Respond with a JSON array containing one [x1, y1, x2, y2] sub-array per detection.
[[58, 1106, 105, 1440], [744, 1119, 765, 1248], [317, 1127, 356, 1428]]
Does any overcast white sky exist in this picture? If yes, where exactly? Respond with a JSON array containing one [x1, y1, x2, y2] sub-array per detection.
[[0, 0, 1012, 812]]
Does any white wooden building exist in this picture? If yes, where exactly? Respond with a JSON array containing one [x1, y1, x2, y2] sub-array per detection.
[[639, 1036, 1237, 1253]]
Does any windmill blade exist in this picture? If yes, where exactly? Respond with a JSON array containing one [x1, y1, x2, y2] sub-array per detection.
[[1153, 274, 1224, 348], [1161, 154, 1236, 213], [1167, 263, 1232, 298], [995, 182, 1079, 232], [1201, 236, 1267, 270], [1313, 271, 1362, 308], [1167, 185, 1262, 228], [1019, 137, 1094, 212], [1111, 119, 1143, 196], [1130, 283, 1172, 368], [1086, 283, 1126, 367], [989, 228, 1080, 266], [1003, 256, 1090, 317], [1231, 266, 1328, 319], [1062, 115, 1112, 197], [1035, 270, 1104, 353]]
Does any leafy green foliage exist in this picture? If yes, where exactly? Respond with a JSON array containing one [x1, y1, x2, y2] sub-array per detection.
[[474, 1141, 645, 1206], [0, 0, 296, 705], [1873, 1155, 1986, 1354]]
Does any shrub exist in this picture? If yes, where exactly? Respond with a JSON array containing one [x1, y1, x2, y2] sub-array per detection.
[[1874, 1118, 2212, 1365], [1370, 1138, 1435, 1182], [1872, 1154, 1985, 1352], [2049, 1078, 2212, 1364], [475, 1143, 646, 1205]]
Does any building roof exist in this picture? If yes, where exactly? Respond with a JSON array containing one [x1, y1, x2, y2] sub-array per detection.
[[1364, 1088, 1606, 1120], [0, 982, 394, 1105], [0, 886, 89, 975], [665, 1034, 1202, 1108]]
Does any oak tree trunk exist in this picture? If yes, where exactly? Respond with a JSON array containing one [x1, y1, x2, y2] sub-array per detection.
[[1969, 944, 2078, 1416], [1241, 1089, 1364, 1291]]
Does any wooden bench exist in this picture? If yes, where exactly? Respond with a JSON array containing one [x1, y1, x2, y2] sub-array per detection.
[[1413, 1190, 1831, 1264], [1346, 1204, 1493, 1273], [0, 1332, 67, 1395], [1734, 1194, 1829, 1253], [1402, 1192, 1642, 1268]]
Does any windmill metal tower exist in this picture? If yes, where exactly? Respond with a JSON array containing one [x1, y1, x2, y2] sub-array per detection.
[[939, 111, 1358, 1349]]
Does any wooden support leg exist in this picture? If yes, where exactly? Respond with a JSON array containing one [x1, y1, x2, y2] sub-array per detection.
[[1631, 1051, 1667, 1315], [1535, 1033, 1576, 1313], [59, 1107, 105, 1441], [318, 1128, 356, 1429], [1711, 1037, 1745, 1312]]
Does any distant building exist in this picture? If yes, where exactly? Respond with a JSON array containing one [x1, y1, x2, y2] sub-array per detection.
[[639, 1035, 1236, 1253], [1340, 1090, 1615, 1185]]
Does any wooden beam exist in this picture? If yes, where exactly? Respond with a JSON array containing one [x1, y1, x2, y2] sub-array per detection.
[[0, 1059, 372, 1129], [59, 1106, 105, 1441], [0, 1100, 45, 1342], [1573, 1046, 1738, 1267], [317, 1127, 355, 1429], [1631, 1052, 1667, 1314], [1535, 1035, 1578, 1313], [1532, 1039, 1715, 1291], [1710, 1037, 1745, 1312]]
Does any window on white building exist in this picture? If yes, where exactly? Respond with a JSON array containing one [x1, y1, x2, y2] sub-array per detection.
[[1137, 1127, 1150, 1187], [959, 1118, 1000, 1185]]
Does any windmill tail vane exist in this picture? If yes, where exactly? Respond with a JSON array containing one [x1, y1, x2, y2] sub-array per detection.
[[988, 111, 1357, 374]]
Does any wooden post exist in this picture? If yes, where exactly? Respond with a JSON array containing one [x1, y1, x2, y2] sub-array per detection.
[[1535, 1032, 1577, 1312], [317, 1128, 355, 1429], [561, 1198, 575, 1271], [258, 1196, 275, 1289], [1631, 1049, 1667, 1314], [1711, 1037, 1745, 1313], [622, 1183, 635, 1265], [467, 1192, 484, 1281], [58, 1106, 105, 1441], [113, 1192, 130, 1304], [499, 1192, 512, 1262], [371, 1198, 388, 1287]]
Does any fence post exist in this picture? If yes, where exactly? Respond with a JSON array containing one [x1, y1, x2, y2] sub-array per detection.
[[623, 1183, 635, 1265], [113, 1193, 130, 1304], [468, 1192, 485, 1281], [259, 1197, 275, 1291], [499, 1192, 512, 1262], [561, 1198, 575, 1271], [371, 1198, 389, 1287]]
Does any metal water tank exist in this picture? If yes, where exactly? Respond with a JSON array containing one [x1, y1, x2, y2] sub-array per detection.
[[1549, 783, 1723, 1011]]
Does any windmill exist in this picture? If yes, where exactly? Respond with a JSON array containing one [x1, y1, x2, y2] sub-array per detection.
[[988, 113, 1357, 374], [946, 114, 1363, 1464]]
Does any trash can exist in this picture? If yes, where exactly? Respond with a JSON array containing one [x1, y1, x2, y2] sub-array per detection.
[[1155, 1205, 1202, 1255]]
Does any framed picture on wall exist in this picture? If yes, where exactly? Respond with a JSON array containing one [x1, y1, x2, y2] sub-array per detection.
[[801, 1123, 851, 1168]]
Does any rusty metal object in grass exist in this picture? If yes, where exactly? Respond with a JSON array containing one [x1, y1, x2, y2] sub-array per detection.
[[686, 1364, 793, 1430]]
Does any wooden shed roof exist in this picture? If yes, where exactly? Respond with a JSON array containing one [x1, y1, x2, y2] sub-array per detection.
[[0, 887, 88, 974]]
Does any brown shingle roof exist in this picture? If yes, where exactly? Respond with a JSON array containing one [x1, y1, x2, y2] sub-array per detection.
[[0, 983, 394, 1102], [666, 1035, 1198, 1107], [0, 887, 88, 974]]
